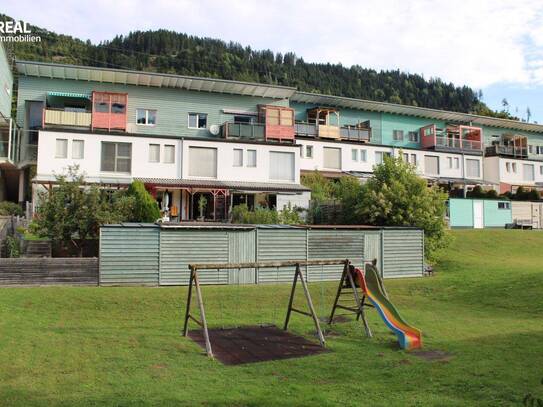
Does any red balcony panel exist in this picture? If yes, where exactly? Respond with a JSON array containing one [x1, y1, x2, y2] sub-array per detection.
[[91, 91, 128, 132], [265, 124, 295, 142]]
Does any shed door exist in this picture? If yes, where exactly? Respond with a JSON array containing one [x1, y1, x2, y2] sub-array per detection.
[[533, 204, 541, 229], [473, 201, 484, 229], [228, 231, 256, 284]]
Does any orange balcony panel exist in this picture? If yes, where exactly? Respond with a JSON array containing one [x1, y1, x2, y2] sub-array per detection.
[[265, 124, 295, 142], [91, 91, 127, 132]]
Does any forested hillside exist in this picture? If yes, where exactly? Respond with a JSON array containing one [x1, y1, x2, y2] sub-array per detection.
[[1, 14, 516, 120]]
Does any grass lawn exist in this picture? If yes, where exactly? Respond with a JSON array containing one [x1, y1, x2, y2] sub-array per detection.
[[1, 230, 542, 406]]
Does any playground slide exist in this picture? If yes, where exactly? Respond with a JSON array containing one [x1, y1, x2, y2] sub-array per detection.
[[353, 265, 422, 350]]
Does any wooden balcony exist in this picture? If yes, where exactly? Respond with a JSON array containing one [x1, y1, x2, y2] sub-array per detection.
[[44, 109, 91, 128]]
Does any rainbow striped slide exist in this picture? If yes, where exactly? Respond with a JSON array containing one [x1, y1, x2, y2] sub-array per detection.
[[353, 265, 422, 350]]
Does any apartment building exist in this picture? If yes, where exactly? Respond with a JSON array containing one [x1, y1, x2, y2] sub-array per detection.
[[2, 53, 543, 220]]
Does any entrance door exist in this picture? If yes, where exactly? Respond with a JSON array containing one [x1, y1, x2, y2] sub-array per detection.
[[473, 201, 484, 229]]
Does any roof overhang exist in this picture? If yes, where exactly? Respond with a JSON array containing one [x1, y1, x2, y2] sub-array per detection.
[[16, 60, 297, 99], [135, 178, 311, 193], [292, 91, 543, 134]]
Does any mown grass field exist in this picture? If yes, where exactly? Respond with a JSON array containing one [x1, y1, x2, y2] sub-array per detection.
[[0, 230, 542, 406]]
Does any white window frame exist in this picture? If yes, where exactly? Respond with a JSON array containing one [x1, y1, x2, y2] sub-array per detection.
[[352, 149, 358, 161], [55, 138, 68, 159], [136, 108, 157, 126], [72, 139, 84, 159], [164, 145, 175, 164], [447, 157, 453, 169], [360, 149, 367, 162], [392, 130, 404, 141], [188, 112, 208, 129], [149, 143, 160, 163], [410, 154, 417, 166], [233, 148, 243, 167], [247, 149, 257, 167], [408, 131, 419, 142], [454, 157, 460, 169], [101, 142, 132, 174], [305, 145, 313, 158]]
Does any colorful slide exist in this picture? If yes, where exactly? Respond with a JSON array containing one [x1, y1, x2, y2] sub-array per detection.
[[353, 265, 422, 350]]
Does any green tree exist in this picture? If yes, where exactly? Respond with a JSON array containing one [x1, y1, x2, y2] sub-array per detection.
[[332, 176, 364, 224], [32, 166, 121, 255], [301, 171, 334, 202], [126, 181, 160, 222], [356, 155, 450, 261]]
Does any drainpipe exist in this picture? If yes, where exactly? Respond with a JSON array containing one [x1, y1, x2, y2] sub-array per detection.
[[8, 118, 12, 161], [461, 152, 467, 197]]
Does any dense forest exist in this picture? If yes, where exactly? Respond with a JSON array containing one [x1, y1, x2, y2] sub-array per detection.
[[2, 14, 517, 120]]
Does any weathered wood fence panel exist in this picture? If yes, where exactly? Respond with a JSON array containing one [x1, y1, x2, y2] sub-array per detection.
[[0, 258, 98, 286]]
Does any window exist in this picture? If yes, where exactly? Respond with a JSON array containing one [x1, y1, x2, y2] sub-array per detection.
[[305, 145, 313, 158], [523, 164, 535, 181], [392, 130, 404, 141], [270, 151, 295, 181], [512, 163, 517, 173], [352, 149, 358, 161], [529, 145, 534, 154], [403, 153, 409, 162], [540, 166, 543, 176], [149, 144, 160, 163], [233, 148, 243, 167], [410, 154, 417, 166], [188, 113, 207, 129], [164, 145, 175, 164], [136, 109, 157, 125], [454, 157, 460, 169], [506, 162, 511, 173], [280, 109, 293, 126], [72, 140, 84, 159], [424, 155, 440, 175], [408, 131, 419, 142], [189, 147, 217, 177], [466, 159, 480, 178], [55, 139, 68, 158], [447, 157, 453, 169], [376, 152, 392, 164], [233, 115, 253, 124], [101, 142, 132, 173], [498, 202, 511, 210], [323, 147, 341, 170], [247, 149, 257, 167], [360, 149, 367, 162]]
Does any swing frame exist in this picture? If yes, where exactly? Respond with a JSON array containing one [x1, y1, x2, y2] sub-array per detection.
[[183, 259, 349, 359]]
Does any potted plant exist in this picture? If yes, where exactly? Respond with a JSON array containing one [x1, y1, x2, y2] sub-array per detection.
[[197, 195, 207, 221]]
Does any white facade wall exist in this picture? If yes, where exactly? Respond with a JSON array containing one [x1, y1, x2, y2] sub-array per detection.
[[297, 139, 483, 181], [484, 156, 543, 187], [36, 130, 301, 185]]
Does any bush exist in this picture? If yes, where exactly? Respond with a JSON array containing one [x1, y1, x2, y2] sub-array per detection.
[[512, 186, 540, 201], [231, 203, 303, 225], [5, 235, 20, 258], [0, 201, 24, 217], [356, 154, 451, 262], [301, 171, 334, 202], [126, 181, 160, 222]]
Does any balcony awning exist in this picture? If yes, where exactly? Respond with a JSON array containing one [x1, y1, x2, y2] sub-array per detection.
[[47, 91, 91, 99]]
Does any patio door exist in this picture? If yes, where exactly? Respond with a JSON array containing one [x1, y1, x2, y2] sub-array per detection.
[[473, 201, 484, 229]]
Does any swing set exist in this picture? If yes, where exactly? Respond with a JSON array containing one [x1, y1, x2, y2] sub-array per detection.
[[182, 258, 377, 359]]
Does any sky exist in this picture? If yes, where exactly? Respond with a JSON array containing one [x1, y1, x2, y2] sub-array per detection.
[[3, 0, 543, 122]]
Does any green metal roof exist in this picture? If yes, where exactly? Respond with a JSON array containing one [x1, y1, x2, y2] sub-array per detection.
[[17, 60, 296, 99], [292, 91, 543, 134]]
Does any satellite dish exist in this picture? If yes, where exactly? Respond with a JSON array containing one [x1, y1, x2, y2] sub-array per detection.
[[209, 124, 220, 136]]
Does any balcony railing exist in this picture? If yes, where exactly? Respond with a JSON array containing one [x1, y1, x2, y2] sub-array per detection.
[[295, 122, 318, 137], [485, 144, 528, 158], [340, 127, 371, 142], [296, 122, 371, 142], [44, 109, 92, 128], [223, 122, 265, 141], [435, 136, 481, 151]]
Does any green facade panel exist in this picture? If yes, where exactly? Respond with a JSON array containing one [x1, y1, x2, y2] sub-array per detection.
[[449, 198, 474, 228], [16, 76, 288, 138], [0, 44, 13, 119], [483, 200, 512, 227]]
